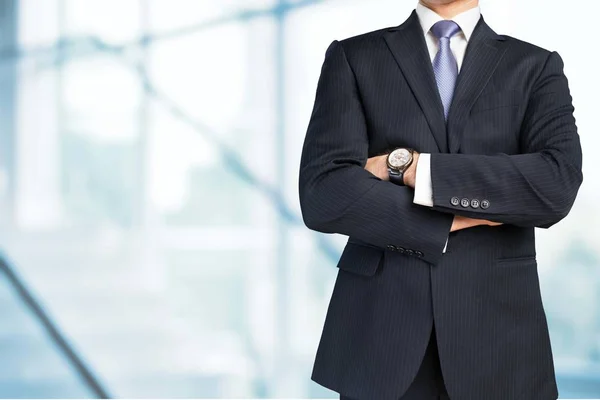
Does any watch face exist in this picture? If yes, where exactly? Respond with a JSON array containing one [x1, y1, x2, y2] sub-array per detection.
[[388, 149, 412, 169]]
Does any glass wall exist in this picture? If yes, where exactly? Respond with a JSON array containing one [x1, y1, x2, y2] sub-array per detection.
[[1, 0, 599, 398]]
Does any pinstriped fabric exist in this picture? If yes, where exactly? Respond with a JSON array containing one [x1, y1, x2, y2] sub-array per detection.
[[298, 10, 581, 400], [298, 33, 454, 267], [384, 20, 449, 152], [431, 49, 582, 226]]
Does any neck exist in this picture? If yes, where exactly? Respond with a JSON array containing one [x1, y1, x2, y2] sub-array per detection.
[[419, 0, 479, 19]]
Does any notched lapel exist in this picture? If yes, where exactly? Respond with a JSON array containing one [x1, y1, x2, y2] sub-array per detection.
[[384, 11, 447, 153], [447, 17, 509, 153]]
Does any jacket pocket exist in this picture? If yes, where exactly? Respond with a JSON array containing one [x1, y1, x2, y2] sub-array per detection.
[[471, 90, 521, 114], [336, 240, 384, 277], [496, 255, 537, 266]]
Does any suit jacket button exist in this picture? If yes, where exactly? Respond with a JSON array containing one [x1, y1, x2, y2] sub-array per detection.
[[406, 249, 414, 256], [471, 199, 480, 209], [398, 247, 406, 253], [416, 251, 424, 257], [450, 197, 460, 206], [460, 198, 470, 208], [387, 245, 396, 251], [481, 199, 490, 209]]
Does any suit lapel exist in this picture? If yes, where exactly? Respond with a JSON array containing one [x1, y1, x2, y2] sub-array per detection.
[[384, 11, 447, 153], [446, 17, 508, 153]]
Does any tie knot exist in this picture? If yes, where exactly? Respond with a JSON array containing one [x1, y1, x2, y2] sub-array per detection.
[[431, 20, 461, 39]]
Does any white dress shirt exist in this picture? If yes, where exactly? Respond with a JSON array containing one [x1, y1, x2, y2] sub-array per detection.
[[412, 3, 481, 207]]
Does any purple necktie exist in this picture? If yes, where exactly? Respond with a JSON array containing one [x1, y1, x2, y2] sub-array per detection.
[[431, 20, 461, 120]]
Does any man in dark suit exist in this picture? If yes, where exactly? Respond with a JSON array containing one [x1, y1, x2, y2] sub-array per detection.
[[298, 0, 583, 399]]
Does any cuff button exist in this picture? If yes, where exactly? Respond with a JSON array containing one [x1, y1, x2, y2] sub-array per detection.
[[481, 199, 490, 209], [450, 197, 460, 206], [470, 199, 480, 209], [460, 198, 470, 208]]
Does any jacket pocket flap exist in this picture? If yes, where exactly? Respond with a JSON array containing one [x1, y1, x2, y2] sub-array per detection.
[[471, 90, 521, 113], [336, 241, 383, 277], [496, 255, 537, 266]]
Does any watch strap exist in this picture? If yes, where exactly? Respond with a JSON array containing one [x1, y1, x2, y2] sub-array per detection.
[[388, 168, 405, 186]]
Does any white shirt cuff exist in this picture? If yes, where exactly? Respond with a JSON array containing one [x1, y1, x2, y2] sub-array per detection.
[[413, 153, 434, 207], [414, 153, 448, 253]]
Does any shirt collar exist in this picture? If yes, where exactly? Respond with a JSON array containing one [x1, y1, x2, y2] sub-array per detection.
[[415, 2, 481, 41]]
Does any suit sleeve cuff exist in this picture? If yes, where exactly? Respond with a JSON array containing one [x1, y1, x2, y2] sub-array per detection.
[[413, 153, 434, 207]]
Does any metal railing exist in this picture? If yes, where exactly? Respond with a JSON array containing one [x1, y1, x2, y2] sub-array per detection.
[[0, 253, 111, 399]]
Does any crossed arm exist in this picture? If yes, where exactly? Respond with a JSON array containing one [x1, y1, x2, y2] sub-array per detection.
[[298, 40, 583, 266], [364, 153, 502, 233]]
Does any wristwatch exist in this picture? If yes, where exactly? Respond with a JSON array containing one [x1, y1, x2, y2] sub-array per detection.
[[387, 148, 415, 186]]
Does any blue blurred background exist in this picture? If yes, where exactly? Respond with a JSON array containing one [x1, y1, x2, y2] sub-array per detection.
[[0, 0, 598, 398]]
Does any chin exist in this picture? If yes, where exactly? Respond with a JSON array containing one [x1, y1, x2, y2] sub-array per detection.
[[422, 0, 462, 5]]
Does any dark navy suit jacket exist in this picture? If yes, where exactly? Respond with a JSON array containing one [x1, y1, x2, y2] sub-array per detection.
[[298, 10, 583, 400]]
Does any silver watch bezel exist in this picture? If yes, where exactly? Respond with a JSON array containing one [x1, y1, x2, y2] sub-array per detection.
[[386, 148, 414, 171]]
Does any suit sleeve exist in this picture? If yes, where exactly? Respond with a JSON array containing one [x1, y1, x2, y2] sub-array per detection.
[[299, 40, 454, 265], [429, 51, 583, 228]]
